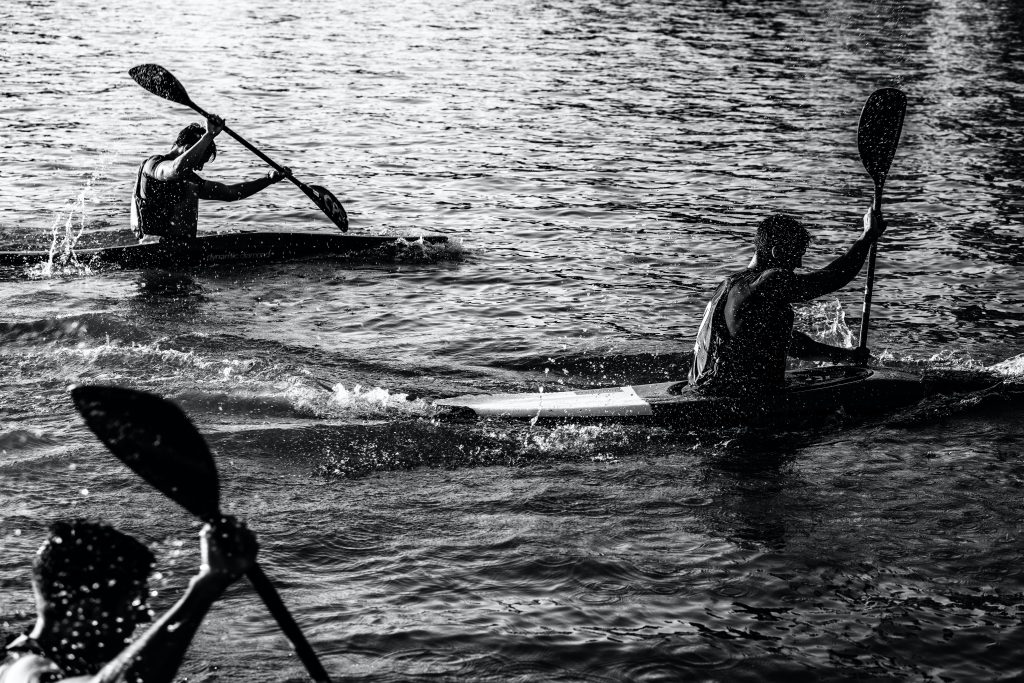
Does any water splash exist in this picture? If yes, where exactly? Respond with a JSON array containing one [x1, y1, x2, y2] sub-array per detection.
[[27, 174, 102, 278], [323, 383, 428, 417], [876, 347, 989, 371], [523, 422, 630, 456], [796, 299, 856, 348], [313, 417, 641, 479], [395, 230, 466, 262], [988, 353, 1024, 380]]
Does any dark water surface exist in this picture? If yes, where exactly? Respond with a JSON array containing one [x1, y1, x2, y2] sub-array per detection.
[[2, 0, 1023, 680]]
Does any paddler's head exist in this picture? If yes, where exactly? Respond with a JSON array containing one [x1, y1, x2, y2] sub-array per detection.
[[174, 122, 218, 168], [30, 519, 155, 674], [755, 214, 810, 269]]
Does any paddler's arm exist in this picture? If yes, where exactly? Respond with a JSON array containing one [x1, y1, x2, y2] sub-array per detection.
[[789, 330, 869, 364], [786, 209, 886, 302], [85, 518, 257, 683], [198, 167, 291, 201], [152, 115, 225, 181]]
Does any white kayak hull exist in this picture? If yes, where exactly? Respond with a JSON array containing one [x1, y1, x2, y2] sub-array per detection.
[[434, 366, 947, 425]]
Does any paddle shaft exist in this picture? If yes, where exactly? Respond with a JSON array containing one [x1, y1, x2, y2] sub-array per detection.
[[857, 186, 882, 351], [246, 563, 331, 682], [185, 100, 319, 201], [203, 512, 331, 682]]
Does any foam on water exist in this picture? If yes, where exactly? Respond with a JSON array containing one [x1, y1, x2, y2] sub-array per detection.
[[876, 346, 996, 373], [323, 383, 429, 417], [393, 231, 467, 263], [988, 353, 1024, 379], [522, 422, 631, 457]]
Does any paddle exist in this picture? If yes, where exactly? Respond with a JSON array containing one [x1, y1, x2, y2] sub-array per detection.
[[70, 384, 332, 683], [129, 63, 348, 233], [856, 87, 907, 355]]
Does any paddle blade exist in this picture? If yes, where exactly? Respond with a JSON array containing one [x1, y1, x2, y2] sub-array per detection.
[[71, 385, 220, 520], [858, 88, 907, 189], [129, 64, 194, 108], [308, 185, 349, 232]]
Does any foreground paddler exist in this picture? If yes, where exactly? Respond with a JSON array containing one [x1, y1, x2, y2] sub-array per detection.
[[1, 518, 258, 683], [130, 114, 292, 243], [688, 209, 884, 397], [68, 385, 332, 681]]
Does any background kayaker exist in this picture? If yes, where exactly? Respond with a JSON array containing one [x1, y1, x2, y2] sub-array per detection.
[[1, 517, 257, 683], [689, 208, 886, 397], [130, 114, 291, 243]]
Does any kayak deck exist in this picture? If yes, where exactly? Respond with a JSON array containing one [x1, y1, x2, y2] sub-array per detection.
[[434, 366, 932, 426], [0, 231, 449, 270]]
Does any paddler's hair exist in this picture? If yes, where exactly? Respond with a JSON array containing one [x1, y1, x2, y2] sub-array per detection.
[[754, 214, 810, 256], [32, 519, 155, 616], [175, 122, 218, 164]]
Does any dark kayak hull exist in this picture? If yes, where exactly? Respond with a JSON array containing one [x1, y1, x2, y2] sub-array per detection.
[[0, 232, 448, 270], [434, 366, 964, 427]]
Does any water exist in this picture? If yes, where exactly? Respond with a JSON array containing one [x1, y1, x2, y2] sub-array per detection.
[[2, 0, 1024, 680]]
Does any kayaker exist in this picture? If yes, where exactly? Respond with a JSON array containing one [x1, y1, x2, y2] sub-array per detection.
[[130, 114, 291, 243], [689, 209, 886, 397], [0, 517, 257, 683]]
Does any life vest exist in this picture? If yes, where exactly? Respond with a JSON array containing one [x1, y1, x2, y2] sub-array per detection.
[[689, 269, 794, 396], [130, 155, 201, 241]]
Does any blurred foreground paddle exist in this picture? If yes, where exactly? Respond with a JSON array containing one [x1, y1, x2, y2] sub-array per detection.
[[129, 63, 348, 232], [70, 384, 332, 683], [857, 87, 906, 355]]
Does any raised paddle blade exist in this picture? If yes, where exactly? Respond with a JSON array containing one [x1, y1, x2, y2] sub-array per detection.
[[307, 184, 349, 232], [70, 385, 220, 521], [856, 88, 907, 354], [129, 64, 195, 108], [857, 88, 906, 189]]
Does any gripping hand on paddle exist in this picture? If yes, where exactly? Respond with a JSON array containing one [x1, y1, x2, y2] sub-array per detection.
[[268, 166, 292, 183], [205, 113, 225, 138], [197, 516, 259, 590], [861, 208, 886, 242], [89, 517, 260, 683]]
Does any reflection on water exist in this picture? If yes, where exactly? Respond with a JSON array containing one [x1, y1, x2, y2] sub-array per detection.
[[3, 0, 1024, 680]]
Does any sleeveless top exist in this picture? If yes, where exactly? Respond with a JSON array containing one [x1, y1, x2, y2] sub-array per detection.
[[130, 154, 201, 241], [688, 269, 794, 396]]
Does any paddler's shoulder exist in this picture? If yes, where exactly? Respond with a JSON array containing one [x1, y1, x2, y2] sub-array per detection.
[[744, 267, 797, 299], [142, 153, 170, 173], [144, 160, 203, 188], [743, 267, 793, 288]]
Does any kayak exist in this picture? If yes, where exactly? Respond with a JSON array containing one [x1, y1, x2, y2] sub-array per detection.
[[0, 231, 448, 270], [433, 365, 992, 427]]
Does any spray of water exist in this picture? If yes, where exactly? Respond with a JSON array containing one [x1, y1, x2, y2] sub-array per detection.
[[797, 299, 856, 347], [28, 174, 102, 278]]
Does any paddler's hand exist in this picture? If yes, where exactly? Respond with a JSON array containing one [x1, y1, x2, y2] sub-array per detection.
[[205, 114, 226, 138], [195, 516, 258, 590], [861, 208, 886, 242], [268, 167, 292, 183]]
